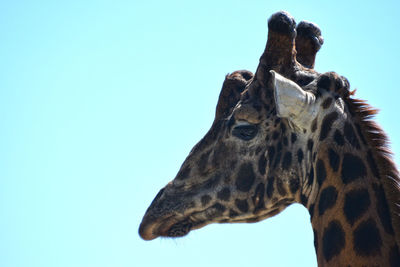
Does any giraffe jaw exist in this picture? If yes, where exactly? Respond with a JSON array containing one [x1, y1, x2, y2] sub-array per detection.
[[139, 202, 290, 240]]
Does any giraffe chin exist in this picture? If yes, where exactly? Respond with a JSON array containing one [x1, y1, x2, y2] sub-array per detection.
[[165, 220, 193, 238], [164, 218, 213, 238]]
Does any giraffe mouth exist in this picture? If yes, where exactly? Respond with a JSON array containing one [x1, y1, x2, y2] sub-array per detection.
[[139, 205, 219, 240], [139, 215, 200, 240], [140, 197, 237, 240]]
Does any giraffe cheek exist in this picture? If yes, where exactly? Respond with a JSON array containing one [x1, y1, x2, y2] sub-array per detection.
[[252, 183, 266, 213], [235, 163, 256, 192], [211, 141, 236, 168]]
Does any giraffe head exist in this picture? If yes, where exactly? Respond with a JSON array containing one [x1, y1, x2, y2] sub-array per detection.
[[139, 11, 339, 241]]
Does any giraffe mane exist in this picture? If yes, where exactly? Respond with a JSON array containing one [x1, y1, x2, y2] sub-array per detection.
[[345, 95, 400, 244]]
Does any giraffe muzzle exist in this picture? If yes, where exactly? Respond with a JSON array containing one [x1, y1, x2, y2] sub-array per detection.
[[139, 213, 193, 240]]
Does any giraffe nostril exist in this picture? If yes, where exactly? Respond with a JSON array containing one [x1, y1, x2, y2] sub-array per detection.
[[149, 188, 165, 207]]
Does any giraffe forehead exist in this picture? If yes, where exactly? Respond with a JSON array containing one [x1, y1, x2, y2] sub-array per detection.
[[233, 102, 265, 124]]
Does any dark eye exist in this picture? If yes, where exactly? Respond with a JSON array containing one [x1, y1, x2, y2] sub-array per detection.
[[232, 124, 258, 140]]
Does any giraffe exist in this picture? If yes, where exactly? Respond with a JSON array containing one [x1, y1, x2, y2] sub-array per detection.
[[139, 11, 400, 266]]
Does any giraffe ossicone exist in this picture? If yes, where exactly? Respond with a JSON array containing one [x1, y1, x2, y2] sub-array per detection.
[[139, 11, 400, 266]]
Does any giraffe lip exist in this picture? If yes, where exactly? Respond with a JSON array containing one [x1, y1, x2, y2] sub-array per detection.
[[139, 213, 176, 240], [139, 214, 194, 240], [140, 205, 216, 240], [138, 217, 159, 241]]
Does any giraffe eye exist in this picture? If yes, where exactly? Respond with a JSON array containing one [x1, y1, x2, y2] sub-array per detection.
[[232, 124, 258, 140]]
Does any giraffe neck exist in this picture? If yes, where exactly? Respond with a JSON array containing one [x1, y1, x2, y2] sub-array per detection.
[[309, 157, 399, 266], [303, 98, 400, 266]]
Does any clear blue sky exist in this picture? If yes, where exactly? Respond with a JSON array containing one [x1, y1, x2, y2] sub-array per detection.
[[1, 1, 400, 267]]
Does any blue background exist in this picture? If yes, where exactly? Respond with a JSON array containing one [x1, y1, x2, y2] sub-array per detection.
[[1, 1, 399, 266]]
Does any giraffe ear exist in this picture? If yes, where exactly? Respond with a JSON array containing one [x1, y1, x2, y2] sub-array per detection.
[[270, 70, 318, 128]]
